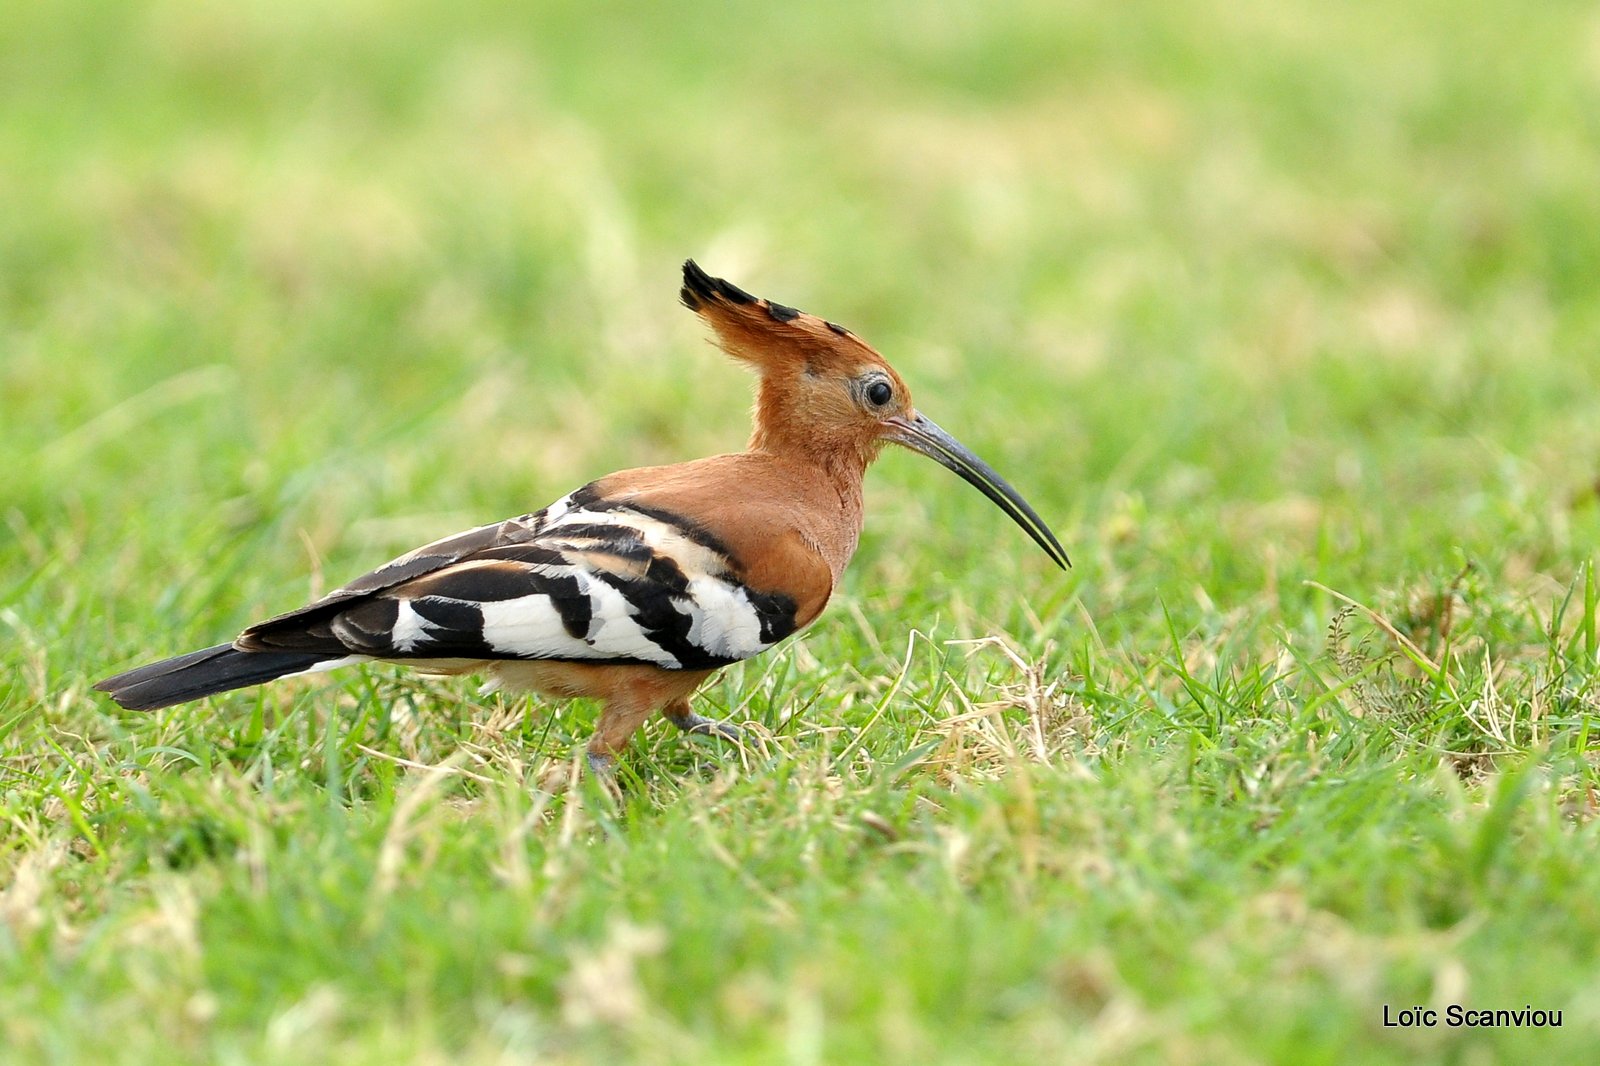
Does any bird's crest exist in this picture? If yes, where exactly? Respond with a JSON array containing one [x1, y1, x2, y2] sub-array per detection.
[[680, 259, 880, 376]]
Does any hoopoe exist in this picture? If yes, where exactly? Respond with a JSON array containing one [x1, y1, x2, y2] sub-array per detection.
[[97, 261, 1068, 775]]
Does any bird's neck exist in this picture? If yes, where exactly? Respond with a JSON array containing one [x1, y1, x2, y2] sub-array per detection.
[[745, 424, 870, 580], [747, 424, 873, 492]]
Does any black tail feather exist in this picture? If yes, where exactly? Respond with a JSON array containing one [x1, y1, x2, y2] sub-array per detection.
[[94, 643, 334, 711]]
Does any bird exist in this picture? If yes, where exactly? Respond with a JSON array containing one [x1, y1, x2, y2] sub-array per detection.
[[96, 260, 1069, 777]]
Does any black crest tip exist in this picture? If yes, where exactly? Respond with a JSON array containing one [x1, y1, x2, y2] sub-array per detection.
[[680, 259, 756, 311], [681, 258, 714, 310]]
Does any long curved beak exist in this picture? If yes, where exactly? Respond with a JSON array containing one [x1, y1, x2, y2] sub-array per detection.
[[885, 413, 1070, 569]]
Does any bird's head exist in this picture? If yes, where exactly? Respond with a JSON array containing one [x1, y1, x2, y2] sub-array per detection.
[[681, 260, 1068, 569]]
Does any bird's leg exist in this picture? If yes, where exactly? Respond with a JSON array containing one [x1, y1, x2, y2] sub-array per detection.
[[661, 696, 743, 742], [586, 691, 657, 778]]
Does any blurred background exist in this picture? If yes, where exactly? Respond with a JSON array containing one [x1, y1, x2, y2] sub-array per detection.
[[4, 0, 1600, 663], [6, 3, 1600, 1060]]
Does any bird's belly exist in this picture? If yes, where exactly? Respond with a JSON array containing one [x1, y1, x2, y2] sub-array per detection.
[[485, 659, 715, 706], [402, 658, 487, 676]]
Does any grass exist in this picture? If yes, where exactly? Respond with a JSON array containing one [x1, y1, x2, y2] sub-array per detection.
[[4, 0, 1600, 1061]]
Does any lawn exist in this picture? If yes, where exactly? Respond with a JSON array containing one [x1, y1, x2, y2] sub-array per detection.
[[4, 0, 1600, 1061]]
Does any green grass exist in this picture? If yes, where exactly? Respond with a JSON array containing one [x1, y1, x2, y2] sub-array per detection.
[[5, 0, 1600, 1061]]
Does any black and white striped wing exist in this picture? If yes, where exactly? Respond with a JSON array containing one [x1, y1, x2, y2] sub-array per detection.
[[236, 486, 802, 671]]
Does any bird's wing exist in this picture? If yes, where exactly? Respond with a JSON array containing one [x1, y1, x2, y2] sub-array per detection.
[[234, 483, 822, 670]]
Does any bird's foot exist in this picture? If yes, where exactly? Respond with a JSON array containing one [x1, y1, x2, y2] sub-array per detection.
[[669, 712, 743, 742], [581, 750, 625, 801]]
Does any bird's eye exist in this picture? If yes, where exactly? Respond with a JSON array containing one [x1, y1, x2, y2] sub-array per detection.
[[866, 380, 893, 407]]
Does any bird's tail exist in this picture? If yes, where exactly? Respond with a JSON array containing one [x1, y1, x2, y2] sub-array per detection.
[[94, 643, 335, 711]]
